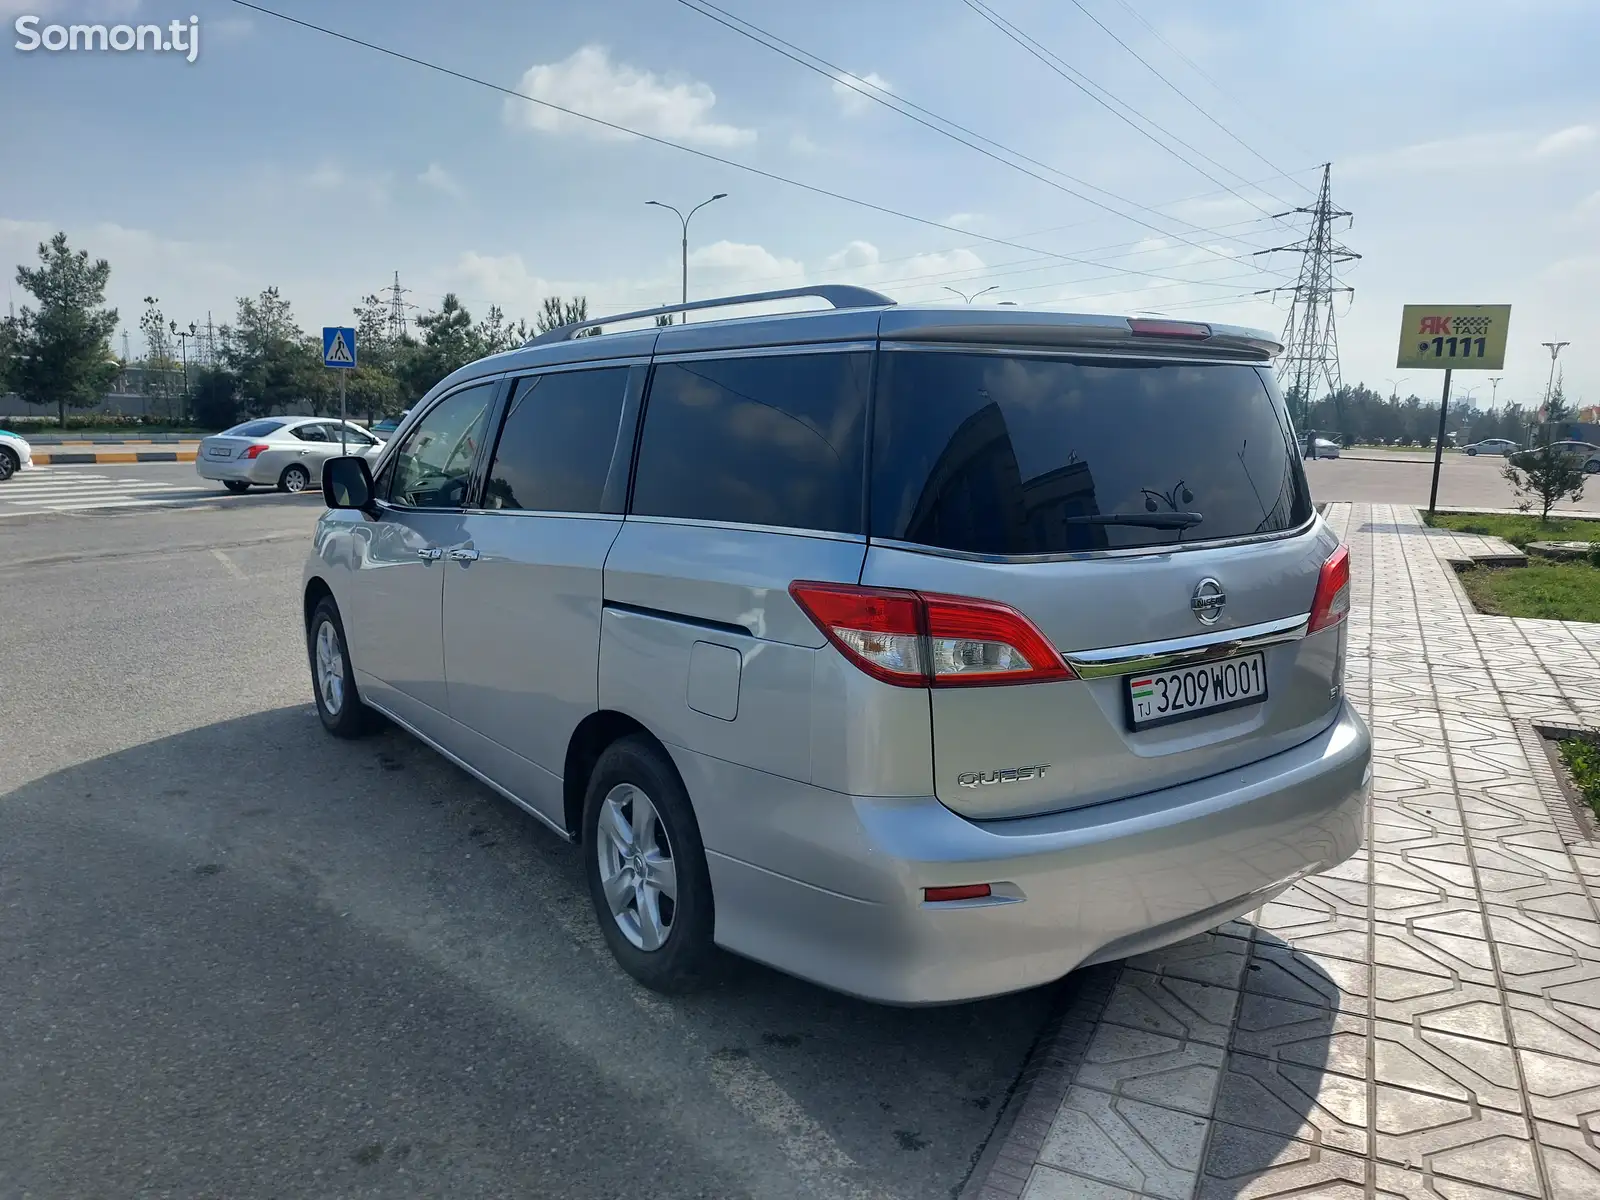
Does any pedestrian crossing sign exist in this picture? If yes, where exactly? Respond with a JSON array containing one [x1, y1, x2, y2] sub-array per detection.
[[322, 326, 357, 369]]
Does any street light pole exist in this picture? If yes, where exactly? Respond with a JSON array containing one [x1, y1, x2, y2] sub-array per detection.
[[647, 193, 728, 319], [1540, 341, 1569, 416], [943, 285, 998, 304], [1489, 376, 1503, 408]]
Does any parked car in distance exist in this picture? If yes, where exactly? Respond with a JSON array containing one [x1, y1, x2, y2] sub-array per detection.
[[1464, 438, 1519, 456], [0, 427, 34, 481], [1306, 437, 1341, 459], [370, 410, 411, 440], [1551, 440, 1600, 473], [302, 289, 1371, 1005], [196, 417, 384, 493]]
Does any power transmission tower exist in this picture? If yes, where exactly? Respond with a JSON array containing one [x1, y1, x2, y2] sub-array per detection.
[[386, 271, 413, 340], [1253, 164, 1359, 429]]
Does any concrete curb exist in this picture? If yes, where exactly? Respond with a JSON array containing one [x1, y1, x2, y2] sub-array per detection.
[[13, 433, 204, 446], [32, 449, 198, 465]]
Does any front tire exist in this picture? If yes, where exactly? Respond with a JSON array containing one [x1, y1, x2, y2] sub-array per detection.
[[308, 597, 375, 738], [223, 480, 251, 494], [1585, 460, 1600, 475], [279, 463, 311, 493], [0, 447, 18, 481], [583, 735, 716, 993]]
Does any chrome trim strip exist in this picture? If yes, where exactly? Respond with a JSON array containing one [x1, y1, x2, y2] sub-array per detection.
[[509, 356, 651, 377], [649, 340, 876, 363], [624, 513, 866, 543], [1064, 613, 1311, 679], [876, 340, 1271, 364], [363, 696, 574, 842], [458, 507, 621, 521], [868, 513, 1317, 562]]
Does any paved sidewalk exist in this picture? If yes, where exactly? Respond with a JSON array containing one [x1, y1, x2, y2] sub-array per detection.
[[973, 503, 1600, 1200]]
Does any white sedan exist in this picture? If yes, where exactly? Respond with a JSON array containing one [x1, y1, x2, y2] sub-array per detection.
[[196, 417, 383, 494], [0, 426, 35, 481], [1464, 438, 1519, 456]]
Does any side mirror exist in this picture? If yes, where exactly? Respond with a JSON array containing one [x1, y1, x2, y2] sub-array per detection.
[[323, 455, 377, 513]]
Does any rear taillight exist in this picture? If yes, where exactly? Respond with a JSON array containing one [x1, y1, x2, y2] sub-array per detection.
[[243, 443, 269, 460], [788, 582, 1075, 688], [1129, 317, 1212, 339], [1308, 545, 1351, 633]]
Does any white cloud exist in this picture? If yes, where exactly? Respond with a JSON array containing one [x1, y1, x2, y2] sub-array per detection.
[[418, 162, 465, 200], [831, 71, 892, 116], [788, 131, 819, 155], [942, 213, 982, 229], [687, 240, 805, 286], [302, 163, 390, 206], [504, 45, 754, 147], [1534, 124, 1597, 157]]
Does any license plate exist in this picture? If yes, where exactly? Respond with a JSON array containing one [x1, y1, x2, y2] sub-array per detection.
[[1126, 653, 1267, 730], [205, 445, 231, 458]]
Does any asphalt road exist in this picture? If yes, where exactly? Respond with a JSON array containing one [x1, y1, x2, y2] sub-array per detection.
[[1304, 450, 1600, 511], [0, 496, 1054, 1200]]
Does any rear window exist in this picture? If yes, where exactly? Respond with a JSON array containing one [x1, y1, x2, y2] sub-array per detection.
[[224, 420, 286, 438], [870, 352, 1311, 554]]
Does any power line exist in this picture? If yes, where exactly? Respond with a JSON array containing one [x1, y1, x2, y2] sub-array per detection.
[[1064, 0, 1307, 196], [670, 0, 1286, 268], [1110, 0, 1317, 181], [961, 0, 1292, 220], [222, 0, 1279, 293]]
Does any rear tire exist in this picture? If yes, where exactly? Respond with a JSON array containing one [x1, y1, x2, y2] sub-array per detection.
[[308, 597, 375, 738], [0, 447, 17, 481], [1466, 448, 1478, 456], [582, 735, 716, 994], [223, 480, 251, 494], [1585, 460, 1600, 475], [279, 464, 311, 494]]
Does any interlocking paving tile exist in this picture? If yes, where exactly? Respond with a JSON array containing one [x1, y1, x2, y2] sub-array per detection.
[[1099, 969, 1242, 1049], [1124, 931, 1252, 992], [1534, 1120, 1600, 1199], [1198, 1122, 1368, 1198], [1036, 1087, 1210, 1200], [1019, 1165, 1141, 1199], [1074, 1023, 1227, 1116]]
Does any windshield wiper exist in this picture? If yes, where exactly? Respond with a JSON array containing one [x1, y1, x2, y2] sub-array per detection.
[[1062, 511, 1204, 530]]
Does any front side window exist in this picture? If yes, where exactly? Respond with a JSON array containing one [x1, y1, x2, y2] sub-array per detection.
[[871, 352, 1311, 554], [631, 351, 870, 534], [386, 383, 496, 509], [483, 368, 629, 513]]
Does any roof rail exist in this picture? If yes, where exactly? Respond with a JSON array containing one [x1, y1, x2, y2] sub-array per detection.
[[521, 284, 896, 347]]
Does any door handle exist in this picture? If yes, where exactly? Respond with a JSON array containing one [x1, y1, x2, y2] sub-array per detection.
[[447, 547, 480, 563], [417, 547, 443, 561]]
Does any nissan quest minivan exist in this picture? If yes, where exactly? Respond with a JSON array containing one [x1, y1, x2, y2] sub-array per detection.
[[302, 286, 1371, 1005]]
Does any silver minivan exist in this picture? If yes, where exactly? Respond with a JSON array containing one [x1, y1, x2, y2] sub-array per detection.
[[303, 286, 1371, 1005]]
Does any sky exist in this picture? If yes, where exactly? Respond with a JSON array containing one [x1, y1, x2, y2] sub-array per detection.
[[2, 0, 1597, 409]]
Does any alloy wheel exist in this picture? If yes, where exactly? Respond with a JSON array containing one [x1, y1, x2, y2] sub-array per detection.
[[595, 783, 677, 951]]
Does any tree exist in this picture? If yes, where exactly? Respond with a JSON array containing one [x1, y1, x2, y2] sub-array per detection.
[[221, 287, 314, 417], [345, 293, 404, 421], [9, 232, 120, 427], [536, 294, 599, 338], [191, 365, 239, 430], [0, 309, 18, 395], [139, 296, 180, 419], [403, 293, 482, 398], [1503, 381, 1585, 522], [474, 304, 532, 356], [656, 312, 675, 327]]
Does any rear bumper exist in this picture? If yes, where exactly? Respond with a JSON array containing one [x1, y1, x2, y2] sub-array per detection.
[[195, 457, 270, 483], [691, 700, 1370, 1005]]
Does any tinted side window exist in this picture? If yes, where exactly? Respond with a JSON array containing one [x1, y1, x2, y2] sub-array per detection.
[[871, 353, 1311, 554], [484, 368, 628, 513], [631, 351, 870, 534], [386, 383, 496, 509], [293, 423, 330, 443]]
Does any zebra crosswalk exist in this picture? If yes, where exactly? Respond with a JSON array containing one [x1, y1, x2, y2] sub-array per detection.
[[0, 467, 219, 514]]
